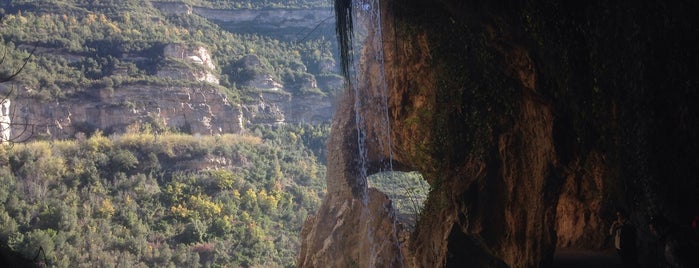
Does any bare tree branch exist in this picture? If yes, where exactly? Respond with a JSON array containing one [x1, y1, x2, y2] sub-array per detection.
[[1, 42, 41, 144], [0, 44, 36, 83]]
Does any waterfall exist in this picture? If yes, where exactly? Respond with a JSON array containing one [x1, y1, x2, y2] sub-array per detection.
[[337, 1, 408, 266], [344, 0, 393, 203]]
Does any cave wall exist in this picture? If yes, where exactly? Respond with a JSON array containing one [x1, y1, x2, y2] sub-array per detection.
[[299, 0, 699, 267]]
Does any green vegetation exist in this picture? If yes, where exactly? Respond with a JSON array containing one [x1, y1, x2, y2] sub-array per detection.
[[167, 0, 331, 9], [368, 171, 429, 230], [0, 1, 340, 266], [0, 0, 339, 102], [0, 123, 327, 267]]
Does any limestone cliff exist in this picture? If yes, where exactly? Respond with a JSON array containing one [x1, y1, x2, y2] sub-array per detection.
[[300, 0, 699, 267], [191, 7, 334, 40], [5, 39, 336, 140], [233, 54, 336, 125], [9, 83, 241, 140], [3, 40, 242, 140], [159, 43, 219, 84], [243, 91, 334, 126]]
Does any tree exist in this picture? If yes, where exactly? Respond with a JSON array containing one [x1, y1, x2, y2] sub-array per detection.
[[0, 40, 37, 144]]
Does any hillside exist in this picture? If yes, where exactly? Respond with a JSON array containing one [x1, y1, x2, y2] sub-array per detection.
[[0, 0, 341, 141], [0, 125, 327, 267], [0, 0, 340, 267]]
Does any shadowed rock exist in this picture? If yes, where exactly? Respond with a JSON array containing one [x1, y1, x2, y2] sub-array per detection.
[[299, 0, 699, 267]]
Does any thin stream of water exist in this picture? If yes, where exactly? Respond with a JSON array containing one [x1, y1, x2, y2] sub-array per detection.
[[349, 1, 405, 266]]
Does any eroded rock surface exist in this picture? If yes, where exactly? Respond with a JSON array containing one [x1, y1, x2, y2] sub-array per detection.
[[300, 0, 699, 267]]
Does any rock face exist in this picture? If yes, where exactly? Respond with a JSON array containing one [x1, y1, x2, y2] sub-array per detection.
[[236, 55, 284, 91], [5, 40, 244, 140], [6, 39, 335, 140], [242, 91, 334, 125], [10, 83, 242, 140], [191, 7, 334, 40], [234, 54, 335, 125], [152, 1, 193, 15], [300, 0, 699, 267], [158, 43, 220, 84]]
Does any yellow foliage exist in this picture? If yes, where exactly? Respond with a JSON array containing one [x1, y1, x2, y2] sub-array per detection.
[[85, 14, 96, 24], [244, 188, 257, 201], [240, 211, 251, 223], [98, 199, 115, 218], [86, 130, 112, 151], [18, 142, 67, 180], [106, 22, 121, 34], [309, 162, 319, 179], [210, 170, 236, 190], [16, 14, 28, 24], [257, 189, 280, 211], [50, 140, 78, 152], [170, 204, 191, 218], [22, 141, 52, 157], [257, 189, 268, 200], [125, 195, 133, 206], [165, 181, 186, 203], [115, 132, 155, 148], [189, 195, 222, 218]]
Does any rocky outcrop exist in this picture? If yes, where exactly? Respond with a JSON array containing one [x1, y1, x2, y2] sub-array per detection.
[[9, 83, 242, 140], [300, 0, 699, 267], [5, 41, 237, 140], [298, 94, 406, 267], [232, 54, 334, 125], [152, 1, 193, 16], [163, 44, 216, 71], [191, 7, 334, 40], [159, 44, 219, 84], [236, 55, 284, 91], [242, 91, 334, 125], [246, 74, 283, 91], [5, 41, 334, 140], [555, 151, 617, 248]]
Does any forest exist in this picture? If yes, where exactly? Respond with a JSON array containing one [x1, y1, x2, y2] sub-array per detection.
[[0, 0, 340, 103], [0, 123, 329, 267], [1, 0, 339, 266]]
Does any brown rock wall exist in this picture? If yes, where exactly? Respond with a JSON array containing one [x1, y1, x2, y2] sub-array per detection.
[[301, 0, 699, 267], [10, 84, 242, 140]]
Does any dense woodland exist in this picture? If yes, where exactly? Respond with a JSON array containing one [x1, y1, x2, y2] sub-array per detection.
[[0, 0, 340, 102], [0, 123, 329, 267], [0, 0, 341, 267]]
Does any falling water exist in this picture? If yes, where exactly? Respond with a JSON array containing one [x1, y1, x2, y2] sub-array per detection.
[[347, 0, 392, 204], [341, 0, 406, 266]]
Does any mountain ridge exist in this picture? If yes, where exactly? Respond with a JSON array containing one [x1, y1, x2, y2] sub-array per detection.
[[1, 0, 341, 141]]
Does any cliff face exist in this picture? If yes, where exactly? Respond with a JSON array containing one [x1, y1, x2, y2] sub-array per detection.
[[155, 1, 335, 40], [0, 2, 340, 142], [159, 44, 219, 84], [191, 7, 334, 40], [4, 41, 239, 140], [9, 83, 241, 140], [6, 40, 336, 140], [243, 91, 334, 125], [300, 0, 699, 267]]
